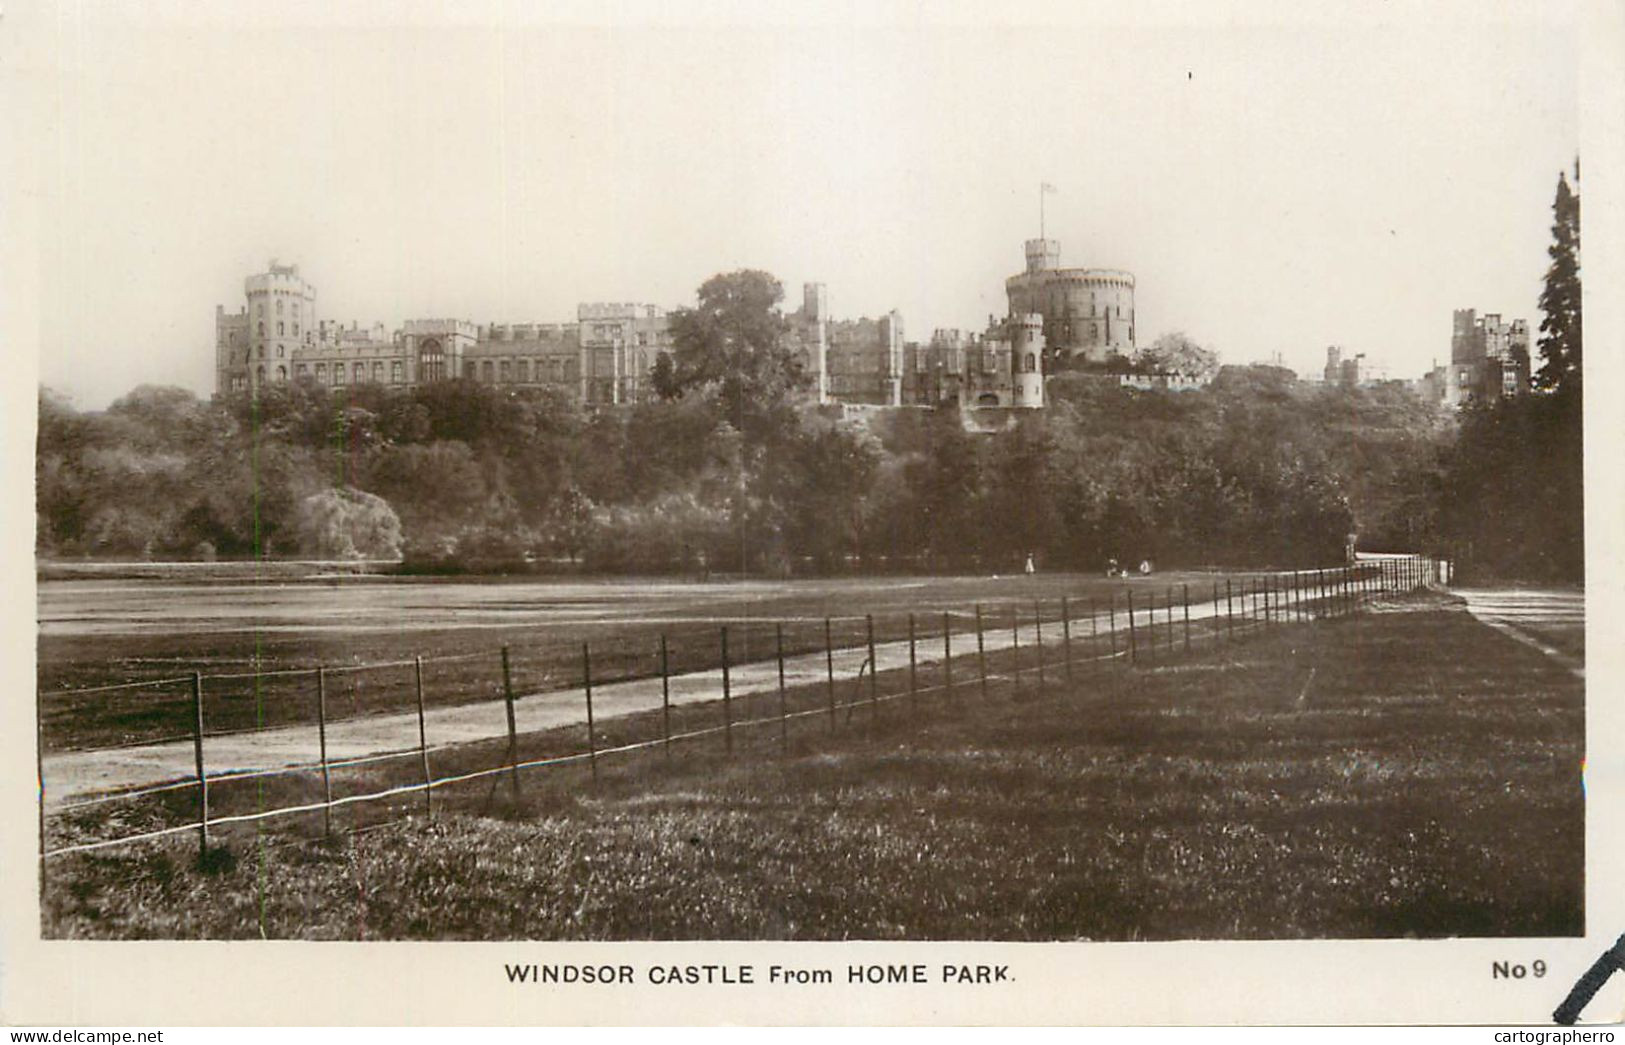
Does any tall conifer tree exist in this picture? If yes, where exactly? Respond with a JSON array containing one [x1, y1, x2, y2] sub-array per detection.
[[1535, 161, 1581, 394]]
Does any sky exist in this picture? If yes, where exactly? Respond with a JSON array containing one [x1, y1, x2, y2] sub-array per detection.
[[10, 1, 1581, 408]]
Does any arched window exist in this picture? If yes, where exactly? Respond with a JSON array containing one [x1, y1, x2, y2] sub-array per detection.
[[372, 362, 383, 383], [276, 344, 284, 358], [276, 365, 287, 383], [277, 321, 285, 336], [353, 363, 364, 382], [1025, 353, 1036, 373], [334, 366, 347, 385], [419, 338, 446, 383], [499, 360, 511, 382], [391, 361, 403, 383], [316, 363, 327, 380]]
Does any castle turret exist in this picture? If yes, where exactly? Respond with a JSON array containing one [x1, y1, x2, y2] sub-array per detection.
[[1010, 312, 1046, 408]]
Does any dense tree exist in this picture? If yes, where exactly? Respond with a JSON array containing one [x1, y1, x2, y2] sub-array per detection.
[[1135, 332, 1220, 380], [1535, 162, 1581, 395]]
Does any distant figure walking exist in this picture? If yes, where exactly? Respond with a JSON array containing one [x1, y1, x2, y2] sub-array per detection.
[[1105, 557, 1121, 578], [1139, 559, 1153, 576], [1024, 553, 1036, 575]]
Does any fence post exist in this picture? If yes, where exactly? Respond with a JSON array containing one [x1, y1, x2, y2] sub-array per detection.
[[1010, 604, 1023, 694], [975, 604, 989, 700], [581, 643, 597, 784], [1034, 600, 1046, 688], [660, 634, 672, 762], [414, 656, 432, 818], [191, 671, 209, 858], [1145, 591, 1156, 661], [907, 613, 919, 711], [315, 666, 333, 838], [1061, 596, 1074, 683], [721, 626, 733, 757], [500, 646, 523, 803], [865, 614, 880, 720], [1107, 594, 1117, 661], [1088, 596, 1099, 670], [942, 611, 954, 704], [1225, 580, 1234, 642], [1126, 589, 1139, 664], [1166, 588, 1176, 651], [825, 617, 837, 733], [776, 623, 788, 754], [1182, 584, 1191, 652]]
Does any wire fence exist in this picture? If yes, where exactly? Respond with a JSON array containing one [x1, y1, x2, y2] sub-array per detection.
[[38, 555, 1446, 862]]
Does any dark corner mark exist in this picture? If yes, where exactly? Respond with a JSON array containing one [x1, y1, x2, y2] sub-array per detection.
[[1553, 934, 1625, 1025]]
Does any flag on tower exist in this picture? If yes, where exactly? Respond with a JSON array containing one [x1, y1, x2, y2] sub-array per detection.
[[1041, 181, 1057, 193]]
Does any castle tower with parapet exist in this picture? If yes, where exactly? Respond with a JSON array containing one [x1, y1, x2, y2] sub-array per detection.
[[801, 282, 830, 404], [1010, 312, 1046, 408], [1006, 238, 1135, 365], [233, 260, 318, 393]]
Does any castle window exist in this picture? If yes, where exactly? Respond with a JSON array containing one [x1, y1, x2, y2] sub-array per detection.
[[276, 344, 284, 358], [353, 363, 365, 383], [276, 300, 284, 314], [316, 363, 327, 379], [373, 362, 384, 382], [482, 360, 495, 382], [1025, 353, 1037, 373], [258, 322, 266, 336], [278, 321, 285, 335], [391, 361, 403, 383], [293, 322, 299, 336], [516, 359, 530, 382], [334, 366, 347, 385], [464, 361, 475, 379], [499, 360, 511, 382], [256, 365, 266, 384]]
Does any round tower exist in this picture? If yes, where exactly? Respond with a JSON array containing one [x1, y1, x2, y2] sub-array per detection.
[[1010, 312, 1046, 408], [244, 260, 318, 391]]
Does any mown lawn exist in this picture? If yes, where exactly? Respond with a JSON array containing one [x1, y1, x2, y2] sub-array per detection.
[[41, 597, 1583, 940]]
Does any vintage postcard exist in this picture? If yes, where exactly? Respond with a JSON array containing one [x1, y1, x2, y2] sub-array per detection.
[[3, 0, 1621, 1027]]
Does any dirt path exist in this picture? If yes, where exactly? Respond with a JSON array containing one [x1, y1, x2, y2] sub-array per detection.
[[1455, 588, 1585, 678]]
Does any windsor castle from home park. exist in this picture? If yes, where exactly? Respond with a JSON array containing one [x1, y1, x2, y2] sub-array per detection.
[[216, 234, 1527, 413]]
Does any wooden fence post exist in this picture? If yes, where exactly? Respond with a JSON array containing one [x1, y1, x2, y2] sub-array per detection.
[[942, 611, 954, 703], [1088, 596, 1099, 670], [1126, 589, 1139, 664], [865, 614, 879, 720], [825, 616, 837, 733], [502, 647, 523, 802], [776, 623, 788, 753], [1165, 588, 1176, 650], [1225, 579, 1234, 642], [581, 643, 597, 784], [720, 626, 733, 757], [414, 656, 432, 818], [660, 634, 672, 762], [975, 604, 989, 700], [1010, 604, 1023, 694], [1034, 599, 1046, 688], [1107, 595, 1117, 661], [191, 671, 208, 858], [315, 666, 333, 838], [1061, 596, 1074, 683], [907, 612, 919, 710], [1182, 584, 1192, 653]]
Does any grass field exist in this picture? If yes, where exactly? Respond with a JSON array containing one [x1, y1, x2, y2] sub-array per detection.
[[40, 592, 1583, 941], [38, 568, 1265, 752]]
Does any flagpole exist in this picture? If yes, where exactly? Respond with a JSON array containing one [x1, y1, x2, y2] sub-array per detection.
[[1040, 181, 1045, 240]]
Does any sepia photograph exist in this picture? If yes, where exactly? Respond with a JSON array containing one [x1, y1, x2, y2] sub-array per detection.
[[3, 0, 1619, 1027]]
